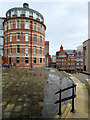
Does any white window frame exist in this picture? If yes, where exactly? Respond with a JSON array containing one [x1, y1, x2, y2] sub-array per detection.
[[25, 45, 28, 54], [34, 23, 36, 31], [25, 21, 29, 29], [33, 34, 36, 42], [17, 21, 20, 28], [9, 22, 12, 29], [25, 33, 29, 41], [17, 33, 20, 41], [17, 10, 21, 17], [33, 46, 36, 54], [26, 11, 29, 17], [10, 33, 12, 42]]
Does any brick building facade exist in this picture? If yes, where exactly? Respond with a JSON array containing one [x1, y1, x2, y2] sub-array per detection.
[[45, 41, 51, 67], [56, 45, 83, 72], [0, 18, 5, 57], [4, 3, 46, 67]]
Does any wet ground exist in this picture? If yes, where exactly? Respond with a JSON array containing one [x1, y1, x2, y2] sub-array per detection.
[[2, 67, 73, 119]]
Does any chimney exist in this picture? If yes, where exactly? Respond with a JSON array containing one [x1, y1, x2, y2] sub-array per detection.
[[23, 3, 29, 8], [73, 50, 76, 53], [60, 45, 63, 52]]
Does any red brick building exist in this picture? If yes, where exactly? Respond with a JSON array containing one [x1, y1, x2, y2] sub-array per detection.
[[56, 45, 83, 72], [4, 3, 46, 67], [45, 41, 51, 67]]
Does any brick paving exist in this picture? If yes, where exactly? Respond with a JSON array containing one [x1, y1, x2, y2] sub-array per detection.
[[2, 67, 73, 119]]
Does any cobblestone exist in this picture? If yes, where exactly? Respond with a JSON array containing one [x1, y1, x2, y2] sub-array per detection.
[[2, 67, 73, 118]]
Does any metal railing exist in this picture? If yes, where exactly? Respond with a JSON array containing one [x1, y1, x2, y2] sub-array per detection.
[[55, 84, 77, 115]]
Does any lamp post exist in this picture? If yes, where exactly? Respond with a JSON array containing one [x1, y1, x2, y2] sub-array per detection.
[[30, 21, 32, 68]]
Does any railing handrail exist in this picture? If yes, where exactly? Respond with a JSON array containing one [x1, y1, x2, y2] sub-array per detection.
[[55, 83, 77, 115], [55, 84, 76, 94]]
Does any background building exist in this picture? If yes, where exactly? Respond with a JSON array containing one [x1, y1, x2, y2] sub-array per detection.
[[0, 17, 5, 57], [75, 45, 83, 71], [77, 45, 83, 51], [83, 39, 90, 73], [56, 45, 76, 72], [51, 55, 56, 67], [4, 3, 46, 67], [45, 41, 51, 67], [56, 45, 83, 72]]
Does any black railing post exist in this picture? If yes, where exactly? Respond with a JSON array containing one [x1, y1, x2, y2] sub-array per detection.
[[58, 89, 61, 115], [55, 84, 76, 116], [71, 84, 75, 113]]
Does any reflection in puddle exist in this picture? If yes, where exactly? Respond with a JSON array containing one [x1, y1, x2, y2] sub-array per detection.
[[42, 71, 73, 118], [50, 69, 55, 73]]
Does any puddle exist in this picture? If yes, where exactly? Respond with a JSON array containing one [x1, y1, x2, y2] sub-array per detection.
[[50, 69, 55, 73], [42, 70, 73, 118]]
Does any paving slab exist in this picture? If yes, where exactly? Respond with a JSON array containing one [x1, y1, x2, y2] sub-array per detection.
[[64, 74, 89, 119]]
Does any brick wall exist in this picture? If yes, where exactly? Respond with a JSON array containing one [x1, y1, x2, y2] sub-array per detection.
[[4, 18, 46, 67]]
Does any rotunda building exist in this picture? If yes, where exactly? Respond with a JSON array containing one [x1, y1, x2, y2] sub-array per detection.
[[4, 3, 46, 67]]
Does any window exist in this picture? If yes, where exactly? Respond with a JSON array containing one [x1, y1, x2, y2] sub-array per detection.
[[40, 36, 42, 43], [26, 11, 29, 17], [29, 11, 33, 16], [40, 47, 42, 54], [22, 10, 25, 15], [33, 46, 36, 54], [25, 45, 28, 54], [25, 21, 29, 29], [25, 57, 28, 63], [0, 30, 4, 36], [14, 10, 17, 15], [10, 45, 12, 54], [40, 25, 42, 32], [17, 10, 21, 17], [25, 33, 28, 41], [9, 22, 12, 29], [34, 58, 36, 63], [16, 57, 19, 63], [71, 59, 74, 61], [0, 19, 4, 29], [0, 38, 3, 45], [17, 21, 20, 28], [17, 33, 20, 41], [10, 33, 12, 42], [34, 23, 36, 30], [40, 58, 42, 63], [17, 45, 20, 53], [34, 34, 36, 42]]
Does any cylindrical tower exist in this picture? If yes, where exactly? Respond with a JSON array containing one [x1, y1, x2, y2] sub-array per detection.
[[4, 3, 46, 67]]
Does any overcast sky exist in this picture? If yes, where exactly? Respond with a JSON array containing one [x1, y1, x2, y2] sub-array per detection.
[[0, 0, 88, 55]]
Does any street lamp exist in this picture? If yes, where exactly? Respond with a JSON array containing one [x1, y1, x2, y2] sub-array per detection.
[[30, 21, 32, 68]]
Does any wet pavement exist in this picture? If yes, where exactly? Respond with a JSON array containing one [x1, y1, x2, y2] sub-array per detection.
[[2, 67, 73, 119]]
